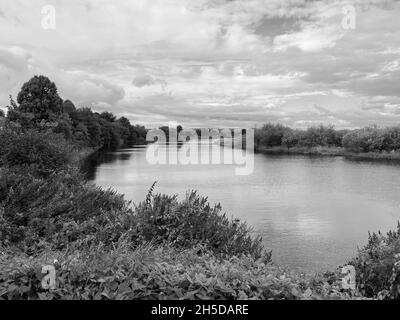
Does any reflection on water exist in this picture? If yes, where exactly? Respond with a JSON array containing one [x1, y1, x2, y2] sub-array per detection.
[[83, 148, 141, 180], [85, 144, 400, 272]]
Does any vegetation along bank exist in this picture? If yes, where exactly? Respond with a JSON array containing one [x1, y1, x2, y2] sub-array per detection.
[[1, 76, 400, 299]]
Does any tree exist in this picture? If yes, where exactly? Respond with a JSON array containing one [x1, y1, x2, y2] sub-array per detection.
[[62, 100, 76, 114], [74, 122, 90, 146], [54, 113, 73, 140], [131, 125, 147, 145], [342, 126, 381, 152], [100, 112, 116, 122], [0, 109, 5, 130], [117, 117, 134, 147], [256, 123, 288, 147], [282, 129, 299, 149], [16, 75, 63, 122], [99, 119, 121, 150]]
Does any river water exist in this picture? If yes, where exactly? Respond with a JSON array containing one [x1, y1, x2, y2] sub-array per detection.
[[86, 144, 400, 272]]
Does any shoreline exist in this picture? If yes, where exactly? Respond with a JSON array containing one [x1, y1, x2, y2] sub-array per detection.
[[255, 146, 400, 162]]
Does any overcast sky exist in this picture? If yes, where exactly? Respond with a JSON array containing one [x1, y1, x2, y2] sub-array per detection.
[[0, 0, 400, 128]]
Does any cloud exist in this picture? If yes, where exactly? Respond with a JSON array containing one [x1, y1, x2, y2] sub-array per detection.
[[57, 71, 125, 107], [1, 0, 400, 128], [132, 74, 155, 87]]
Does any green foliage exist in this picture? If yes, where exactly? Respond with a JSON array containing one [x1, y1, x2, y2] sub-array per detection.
[[16, 75, 63, 122], [134, 189, 266, 259], [349, 223, 400, 298], [6, 75, 147, 151], [298, 125, 343, 148], [343, 126, 400, 153], [281, 130, 297, 149], [62, 100, 76, 114], [0, 244, 364, 300], [255, 124, 346, 150], [3, 75, 400, 300], [0, 128, 73, 177], [254, 122, 400, 155], [0, 165, 264, 262], [255, 123, 287, 148], [0, 167, 133, 251], [0, 128, 264, 261], [100, 112, 116, 122]]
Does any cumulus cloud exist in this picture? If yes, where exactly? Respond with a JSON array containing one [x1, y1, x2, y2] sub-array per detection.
[[132, 74, 155, 87]]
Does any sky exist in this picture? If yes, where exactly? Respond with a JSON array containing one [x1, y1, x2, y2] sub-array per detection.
[[0, 0, 400, 128]]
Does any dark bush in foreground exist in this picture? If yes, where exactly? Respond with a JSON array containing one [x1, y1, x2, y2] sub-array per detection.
[[0, 166, 265, 261], [133, 190, 266, 259], [0, 167, 132, 250], [350, 223, 400, 298], [0, 244, 363, 300]]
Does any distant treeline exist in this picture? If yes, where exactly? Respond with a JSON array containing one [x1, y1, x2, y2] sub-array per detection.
[[3, 75, 147, 151], [255, 123, 400, 153]]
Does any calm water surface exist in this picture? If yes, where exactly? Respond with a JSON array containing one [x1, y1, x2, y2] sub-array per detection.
[[86, 144, 400, 272]]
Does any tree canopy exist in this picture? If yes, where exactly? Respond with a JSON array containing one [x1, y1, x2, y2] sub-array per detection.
[[4, 75, 147, 150], [16, 75, 63, 121]]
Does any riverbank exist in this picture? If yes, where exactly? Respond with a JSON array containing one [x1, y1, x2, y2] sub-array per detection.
[[0, 129, 367, 300], [3, 74, 400, 299], [256, 146, 400, 162], [3, 127, 400, 299]]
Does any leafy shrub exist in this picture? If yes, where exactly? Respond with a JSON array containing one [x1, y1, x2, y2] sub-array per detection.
[[349, 223, 400, 298], [0, 244, 364, 300], [0, 159, 264, 263], [0, 167, 134, 251], [255, 124, 346, 150], [255, 123, 288, 148], [0, 128, 73, 177], [380, 127, 400, 152], [133, 188, 266, 259], [282, 129, 300, 149], [342, 126, 400, 153], [343, 127, 382, 153]]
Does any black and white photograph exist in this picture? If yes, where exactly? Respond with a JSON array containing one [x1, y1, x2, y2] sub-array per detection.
[[1, 0, 400, 309]]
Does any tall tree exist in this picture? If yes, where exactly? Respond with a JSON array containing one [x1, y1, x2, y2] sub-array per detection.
[[16, 75, 63, 122], [99, 112, 116, 122], [62, 100, 76, 114]]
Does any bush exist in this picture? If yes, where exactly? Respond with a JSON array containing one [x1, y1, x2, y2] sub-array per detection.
[[255, 124, 345, 150], [0, 244, 364, 300], [349, 223, 400, 298], [133, 189, 266, 259], [0, 158, 265, 262], [342, 127, 382, 153], [0, 128, 73, 177], [297, 125, 343, 148], [342, 126, 400, 153], [0, 167, 134, 251], [255, 123, 288, 148], [282, 129, 300, 149], [380, 127, 400, 152]]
